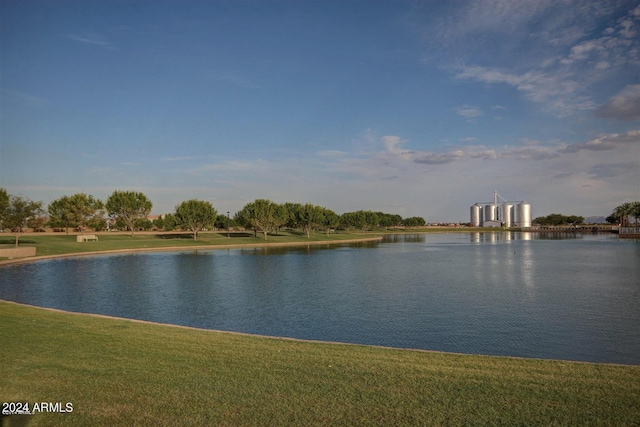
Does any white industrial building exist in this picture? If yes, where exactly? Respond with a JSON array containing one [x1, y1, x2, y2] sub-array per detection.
[[470, 191, 531, 228]]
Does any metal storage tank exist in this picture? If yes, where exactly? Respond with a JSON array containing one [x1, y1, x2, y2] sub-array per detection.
[[517, 202, 532, 227], [501, 203, 513, 227], [483, 204, 497, 223], [470, 204, 482, 226]]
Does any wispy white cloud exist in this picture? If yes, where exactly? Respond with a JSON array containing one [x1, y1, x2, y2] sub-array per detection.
[[317, 150, 348, 157], [559, 130, 640, 153], [64, 34, 114, 49], [161, 156, 211, 162], [374, 130, 638, 168], [595, 84, 640, 121], [455, 105, 483, 119], [588, 162, 639, 179], [421, 1, 640, 117], [455, 66, 595, 117], [1, 89, 48, 109]]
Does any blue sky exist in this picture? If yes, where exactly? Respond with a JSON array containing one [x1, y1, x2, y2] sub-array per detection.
[[1, 0, 639, 222]]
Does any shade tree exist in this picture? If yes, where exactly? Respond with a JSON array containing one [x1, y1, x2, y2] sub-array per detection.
[[174, 199, 217, 240], [607, 201, 640, 226], [296, 203, 326, 238], [1, 191, 43, 246], [533, 213, 584, 226], [237, 199, 278, 240], [105, 190, 153, 237], [403, 216, 426, 227], [48, 193, 105, 235]]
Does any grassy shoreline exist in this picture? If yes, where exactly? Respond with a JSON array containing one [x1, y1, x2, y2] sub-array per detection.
[[2, 300, 639, 426], [4, 230, 638, 425], [0, 230, 384, 265], [0, 227, 521, 264]]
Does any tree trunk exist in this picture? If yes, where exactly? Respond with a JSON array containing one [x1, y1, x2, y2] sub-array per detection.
[[193, 230, 198, 240], [15, 232, 19, 247], [263, 230, 267, 240]]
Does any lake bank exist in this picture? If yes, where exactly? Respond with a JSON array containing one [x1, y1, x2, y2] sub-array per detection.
[[2, 300, 638, 426], [0, 231, 383, 266]]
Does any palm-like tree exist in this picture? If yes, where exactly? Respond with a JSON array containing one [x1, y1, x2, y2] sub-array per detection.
[[612, 202, 635, 227], [631, 201, 640, 226]]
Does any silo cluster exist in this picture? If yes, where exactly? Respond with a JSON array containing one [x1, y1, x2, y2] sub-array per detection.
[[470, 192, 531, 227]]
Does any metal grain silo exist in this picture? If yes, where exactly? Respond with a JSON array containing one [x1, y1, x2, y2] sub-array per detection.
[[517, 202, 532, 228], [484, 203, 497, 223], [501, 203, 513, 227], [470, 204, 482, 226]]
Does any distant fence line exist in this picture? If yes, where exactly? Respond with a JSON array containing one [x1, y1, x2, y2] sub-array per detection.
[[619, 227, 640, 238], [521, 225, 616, 232]]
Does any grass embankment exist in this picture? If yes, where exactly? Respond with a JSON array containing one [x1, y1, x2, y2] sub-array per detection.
[[2, 301, 639, 426], [0, 227, 509, 261], [0, 230, 382, 261]]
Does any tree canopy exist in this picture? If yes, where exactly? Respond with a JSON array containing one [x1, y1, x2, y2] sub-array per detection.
[[237, 199, 278, 240], [105, 190, 152, 236], [607, 201, 640, 226], [48, 193, 104, 234], [174, 199, 217, 240], [1, 191, 43, 246], [532, 213, 584, 226]]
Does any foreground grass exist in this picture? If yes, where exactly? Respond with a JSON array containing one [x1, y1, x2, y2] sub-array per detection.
[[1, 301, 638, 426]]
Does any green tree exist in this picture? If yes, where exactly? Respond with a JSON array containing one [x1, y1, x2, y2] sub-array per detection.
[[297, 203, 326, 238], [3, 194, 43, 246], [48, 196, 76, 234], [0, 188, 9, 230], [362, 210, 379, 233], [53, 193, 105, 234], [135, 217, 153, 231], [608, 202, 640, 227], [342, 210, 379, 234], [632, 202, 640, 225], [533, 213, 583, 226], [323, 208, 340, 235], [71, 193, 104, 233], [377, 213, 403, 229], [283, 202, 302, 229], [237, 199, 277, 240], [272, 203, 289, 236], [105, 190, 153, 237], [174, 199, 217, 240], [339, 211, 358, 231], [160, 213, 178, 231], [403, 216, 426, 227]]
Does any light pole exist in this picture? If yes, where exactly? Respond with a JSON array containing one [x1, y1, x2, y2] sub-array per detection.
[[227, 211, 230, 238]]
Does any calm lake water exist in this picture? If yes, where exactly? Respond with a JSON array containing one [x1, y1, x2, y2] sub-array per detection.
[[1, 233, 639, 365]]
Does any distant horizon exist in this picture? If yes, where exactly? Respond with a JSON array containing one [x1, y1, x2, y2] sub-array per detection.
[[2, 1, 639, 222]]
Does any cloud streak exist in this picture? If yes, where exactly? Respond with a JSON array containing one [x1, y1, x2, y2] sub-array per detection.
[[64, 34, 114, 49], [595, 84, 640, 121], [373, 130, 638, 168], [559, 130, 640, 153], [426, 1, 640, 117]]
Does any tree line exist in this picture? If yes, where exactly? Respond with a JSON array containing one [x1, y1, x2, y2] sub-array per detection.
[[0, 188, 426, 245], [606, 201, 640, 227], [531, 201, 640, 227], [532, 213, 585, 226]]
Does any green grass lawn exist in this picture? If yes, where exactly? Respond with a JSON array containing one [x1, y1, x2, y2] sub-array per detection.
[[0, 230, 383, 259], [1, 301, 639, 426], [0, 227, 507, 260]]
